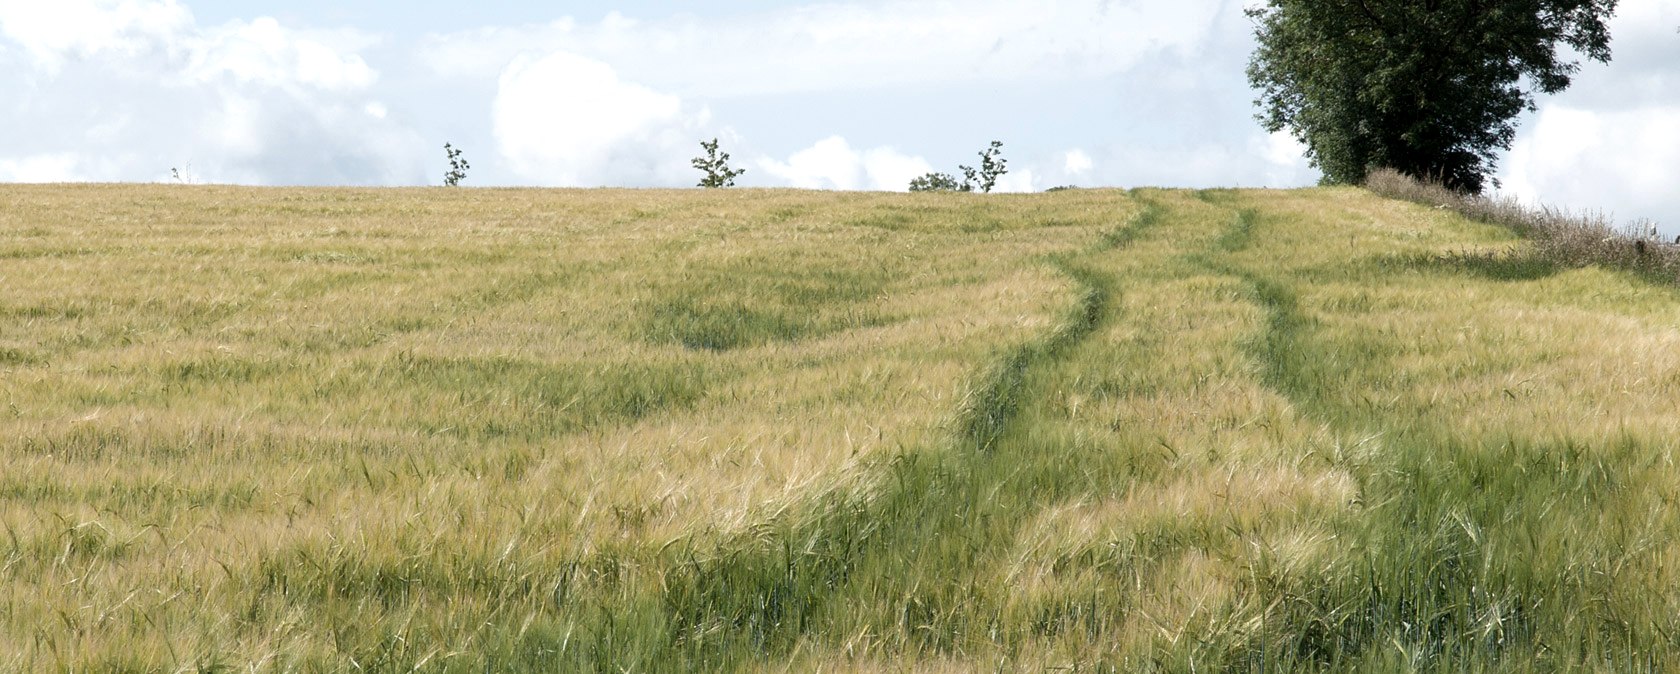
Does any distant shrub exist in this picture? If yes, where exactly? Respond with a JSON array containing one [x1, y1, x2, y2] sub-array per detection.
[[693, 138, 746, 188], [443, 143, 469, 187], [1045, 185, 1079, 193], [907, 141, 1010, 193], [909, 172, 965, 192], [1366, 168, 1680, 282]]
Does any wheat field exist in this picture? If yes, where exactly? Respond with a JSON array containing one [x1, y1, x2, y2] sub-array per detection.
[[4, 184, 1680, 671]]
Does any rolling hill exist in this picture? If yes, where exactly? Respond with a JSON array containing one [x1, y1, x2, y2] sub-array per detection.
[[3, 184, 1677, 671]]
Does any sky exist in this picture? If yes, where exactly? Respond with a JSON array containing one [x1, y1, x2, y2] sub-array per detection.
[[0, 0, 1675, 232]]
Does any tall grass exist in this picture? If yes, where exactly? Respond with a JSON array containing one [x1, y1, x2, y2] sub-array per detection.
[[6, 183, 1680, 670], [1366, 167, 1680, 283], [0, 185, 1124, 670]]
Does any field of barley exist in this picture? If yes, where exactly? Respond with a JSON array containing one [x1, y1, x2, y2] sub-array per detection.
[[4, 184, 1680, 671]]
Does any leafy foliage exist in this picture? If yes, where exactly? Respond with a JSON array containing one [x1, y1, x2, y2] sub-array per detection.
[[960, 141, 1009, 194], [907, 141, 1009, 193], [443, 143, 470, 187], [1247, 0, 1616, 193], [908, 172, 965, 192], [692, 138, 746, 188]]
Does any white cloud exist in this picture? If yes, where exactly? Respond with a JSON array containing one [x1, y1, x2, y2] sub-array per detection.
[[859, 147, 935, 191], [0, 0, 1664, 217], [1255, 130, 1312, 185], [0, 0, 381, 88], [210, 93, 264, 157], [1501, 104, 1680, 229], [0, 0, 191, 72], [181, 17, 378, 91], [0, 0, 425, 185], [993, 168, 1038, 193], [1063, 149, 1093, 175], [492, 51, 701, 186], [1046, 134, 1318, 190], [756, 136, 933, 191], [1495, 2, 1680, 232], [1260, 131, 1306, 167], [0, 153, 86, 182], [420, 0, 1225, 97]]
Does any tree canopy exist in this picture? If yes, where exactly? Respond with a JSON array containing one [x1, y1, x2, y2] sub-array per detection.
[[1247, 0, 1616, 193]]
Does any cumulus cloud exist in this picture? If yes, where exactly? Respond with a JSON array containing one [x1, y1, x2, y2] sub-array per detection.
[[993, 168, 1039, 193], [1256, 131, 1313, 185], [0, 0, 191, 72], [492, 51, 702, 186], [180, 17, 378, 91], [0, 0, 1669, 217], [198, 90, 426, 185], [1502, 105, 1680, 227], [1063, 149, 1093, 176], [1041, 135, 1315, 191], [0, 0, 423, 185], [0, 153, 89, 182], [419, 0, 1226, 97], [0, 0, 1311, 190], [1494, 0, 1680, 232], [756, 136, 933, 191], [754, 132, 1315, 194]]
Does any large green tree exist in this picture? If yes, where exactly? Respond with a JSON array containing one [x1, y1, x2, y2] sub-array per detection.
[[1247, 0, 1616, 193]]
